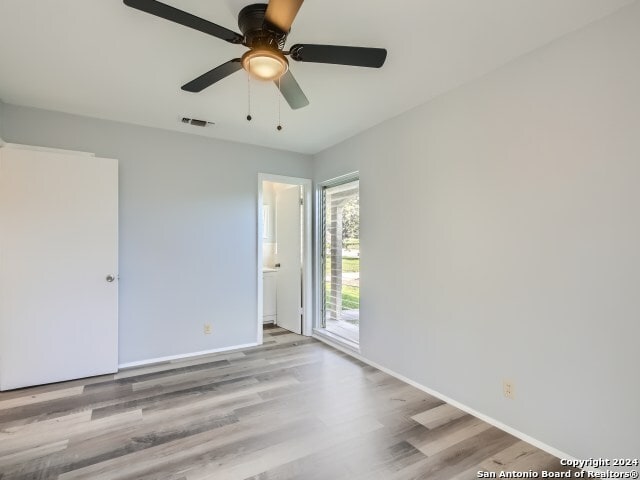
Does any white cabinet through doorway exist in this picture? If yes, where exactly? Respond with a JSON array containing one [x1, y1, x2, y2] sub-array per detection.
[[263, 270, 277, 324]]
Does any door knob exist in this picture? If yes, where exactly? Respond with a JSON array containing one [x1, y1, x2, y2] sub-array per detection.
[[106, 275, 116, 283]]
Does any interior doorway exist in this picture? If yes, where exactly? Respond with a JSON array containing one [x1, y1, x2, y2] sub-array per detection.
[[320, 178, 360, 346], [257, 174, 312, 344]]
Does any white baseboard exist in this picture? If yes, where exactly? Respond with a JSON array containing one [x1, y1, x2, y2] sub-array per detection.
[[312, 333, 578, 464], [118, 342, 259, 369]]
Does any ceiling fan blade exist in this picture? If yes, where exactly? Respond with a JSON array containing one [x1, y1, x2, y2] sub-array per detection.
[[276, 70, 309, 109], [181, 59, 243, 92], [264, 0, 304, 33], [123, 0, 243, 44], [290, 44, 387, 68]]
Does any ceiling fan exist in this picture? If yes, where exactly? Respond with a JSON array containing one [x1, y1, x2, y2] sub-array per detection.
[[123, 0, 388, 110]]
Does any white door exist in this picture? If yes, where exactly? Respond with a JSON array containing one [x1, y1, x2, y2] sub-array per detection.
[[275, 185, 302, 334], [0, 146, 119, 390]]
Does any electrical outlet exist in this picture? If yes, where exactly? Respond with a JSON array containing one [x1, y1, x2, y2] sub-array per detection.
[[204, 323, 212, 335], [503, 380, 515, 399]]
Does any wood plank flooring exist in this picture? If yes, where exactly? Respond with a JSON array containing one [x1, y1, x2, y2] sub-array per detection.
[[0, 326, 574, 479]]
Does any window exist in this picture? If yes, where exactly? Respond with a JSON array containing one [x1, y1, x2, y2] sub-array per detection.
[[321, 178, 360, 345]]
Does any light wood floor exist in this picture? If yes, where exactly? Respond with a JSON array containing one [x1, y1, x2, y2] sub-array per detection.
[[0, 326, 574, 479]]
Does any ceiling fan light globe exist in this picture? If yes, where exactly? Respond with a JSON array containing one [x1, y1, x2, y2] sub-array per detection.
[[242, 49, 288, 81]]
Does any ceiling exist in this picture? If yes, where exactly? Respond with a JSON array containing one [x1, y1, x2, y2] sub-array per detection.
[[0, 0, 634, 154]]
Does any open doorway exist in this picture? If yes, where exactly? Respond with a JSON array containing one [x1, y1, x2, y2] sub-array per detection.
[[257, 174, 312, 345], [320, 178, 360, 346]]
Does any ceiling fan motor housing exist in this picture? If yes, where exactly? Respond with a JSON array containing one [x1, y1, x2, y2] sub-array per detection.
[[238, 4, 287, 50]]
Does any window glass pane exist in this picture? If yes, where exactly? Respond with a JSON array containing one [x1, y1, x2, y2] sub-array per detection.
[[323, 180, 359, 344]]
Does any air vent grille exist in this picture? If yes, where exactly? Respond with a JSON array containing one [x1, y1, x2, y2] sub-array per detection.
[[181, 117, 214, 127]]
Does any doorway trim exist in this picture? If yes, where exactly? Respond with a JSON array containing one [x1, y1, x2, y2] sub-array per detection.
[[257, 173, 313, 345]]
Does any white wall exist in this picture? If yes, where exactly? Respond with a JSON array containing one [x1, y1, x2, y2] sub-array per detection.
[[0, 104, 312, 364], [314, 1, 640, 461], [262, 181, 277, 267]]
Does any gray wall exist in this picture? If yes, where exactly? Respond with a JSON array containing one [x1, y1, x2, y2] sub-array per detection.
[[0, 104, 312, 364], [314, 1, 640, 461], [0, 99, 5, 140]]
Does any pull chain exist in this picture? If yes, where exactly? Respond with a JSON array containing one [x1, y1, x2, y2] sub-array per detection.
[[246, 60, 252, 122], [276, 76, 283, 131]]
